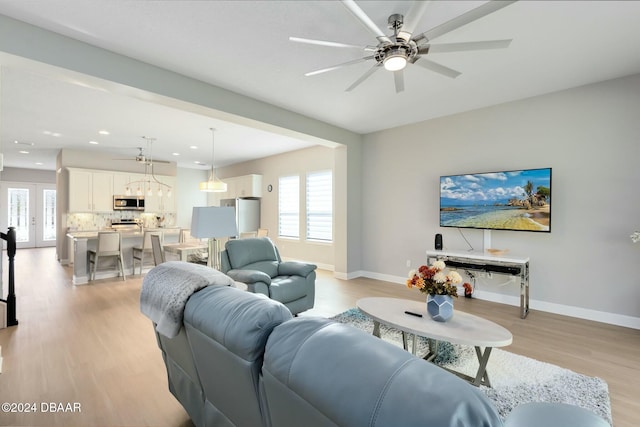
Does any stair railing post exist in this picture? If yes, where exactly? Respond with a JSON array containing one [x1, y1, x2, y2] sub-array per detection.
[[4, 227, 18, 326]]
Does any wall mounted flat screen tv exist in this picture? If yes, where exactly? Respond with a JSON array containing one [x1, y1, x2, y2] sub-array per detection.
[[440, 168, 551, 232]]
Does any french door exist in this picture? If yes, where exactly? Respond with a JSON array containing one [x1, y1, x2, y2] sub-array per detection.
[[0, 182, 56, 248]]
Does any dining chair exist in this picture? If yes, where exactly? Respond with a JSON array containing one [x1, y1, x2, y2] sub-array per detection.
[[88, 231, 126, 281], [133, 230, 164, 274], [151, 234, 165, 266]]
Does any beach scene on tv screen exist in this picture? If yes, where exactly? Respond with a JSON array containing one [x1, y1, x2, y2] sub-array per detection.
[[440, 168, 551, 232]]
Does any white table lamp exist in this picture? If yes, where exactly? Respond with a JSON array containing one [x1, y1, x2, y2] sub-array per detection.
[[190, 206, 238, 269]]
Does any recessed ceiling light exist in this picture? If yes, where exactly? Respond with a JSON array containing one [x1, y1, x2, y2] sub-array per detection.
[[35, 162, 43, 166], [43, 130, 61, 137], [194, 160, 203, 165], [19, 150, 29, 154], [98, 130, 110, 135], [172, 152, 180, 156], [89, 141, 99, 145], [190, 145, 198, 150]]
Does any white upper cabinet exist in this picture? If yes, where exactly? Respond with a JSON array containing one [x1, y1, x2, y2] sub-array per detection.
[[68, 168, 176, 213], [224, 174, 263, 199], [68, 168, 114, 212]]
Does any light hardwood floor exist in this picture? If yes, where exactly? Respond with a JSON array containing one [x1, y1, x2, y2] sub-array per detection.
[[0, 247, 638, 426]]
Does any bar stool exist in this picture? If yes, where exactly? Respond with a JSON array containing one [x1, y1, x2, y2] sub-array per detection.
[[88, 231, 126, 281], [133, 230, 163, 274]]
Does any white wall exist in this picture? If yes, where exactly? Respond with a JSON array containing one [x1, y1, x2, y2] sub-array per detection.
[[361, 74, 640, 327], [175, 167, 208, 228], [0, 167, 55, 183], [218, 145, 336, 269]]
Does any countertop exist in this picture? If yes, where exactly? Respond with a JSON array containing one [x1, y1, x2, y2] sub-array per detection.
[[67, 227, 181, 240]]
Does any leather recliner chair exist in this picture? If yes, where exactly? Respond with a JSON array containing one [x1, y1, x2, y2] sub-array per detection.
[[220, 237, 317, 315]]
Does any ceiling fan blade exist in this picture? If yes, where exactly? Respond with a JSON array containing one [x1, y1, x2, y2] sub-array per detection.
[[305, 56, 374, 77], [419, 0, 517, 42], [341, 0, 391, 43], [394, 70, 405, 93], [289, 36, 375, 51], [345, 65, 381, 92], [423, 39, 512, 54], [397, 1, 432, 41], [413, 57, 461, 79]]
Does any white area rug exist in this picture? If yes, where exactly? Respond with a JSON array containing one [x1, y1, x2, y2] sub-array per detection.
[[331, 308, 612, 425]]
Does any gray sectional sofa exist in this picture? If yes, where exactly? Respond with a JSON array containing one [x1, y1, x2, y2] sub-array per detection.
[[141, 262, 609, 427]]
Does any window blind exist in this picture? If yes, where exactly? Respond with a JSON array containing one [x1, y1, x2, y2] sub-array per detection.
[[306, 170, 332, 242]]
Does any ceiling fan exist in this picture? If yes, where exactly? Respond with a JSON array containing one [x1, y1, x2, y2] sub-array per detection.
[[117, 136, 170, 165], [290, 0, 517, 93]]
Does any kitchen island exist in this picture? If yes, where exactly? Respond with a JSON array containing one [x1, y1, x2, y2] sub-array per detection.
[[67, 228, 180, 284]]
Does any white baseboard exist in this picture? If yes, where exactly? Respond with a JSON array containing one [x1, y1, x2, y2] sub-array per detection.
[[334, 270, 365, 280], [356, 271, 640, 330]]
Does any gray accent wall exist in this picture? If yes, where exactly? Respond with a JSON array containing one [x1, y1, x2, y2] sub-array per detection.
[[361, 74, 640, 326]]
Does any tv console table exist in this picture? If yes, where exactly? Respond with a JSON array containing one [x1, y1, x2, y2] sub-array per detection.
[[426, 250, 530, 319]]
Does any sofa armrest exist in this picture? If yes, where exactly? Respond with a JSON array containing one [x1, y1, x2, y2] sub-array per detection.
[[226, 269, 272, 285], [278, 261, 317, 277]]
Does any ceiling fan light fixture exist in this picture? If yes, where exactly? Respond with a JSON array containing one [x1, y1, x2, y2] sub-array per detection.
[[383, 48, 408, 71]]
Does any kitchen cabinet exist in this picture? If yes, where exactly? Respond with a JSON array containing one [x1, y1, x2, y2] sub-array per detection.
[[113, 172, 145, 195], [68, 168, 114, 212], [224, 174, 262, 198]]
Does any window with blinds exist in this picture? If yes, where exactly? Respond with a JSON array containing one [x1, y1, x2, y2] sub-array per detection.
[[278, 175, 300, 238], [306, 170, 333, 242]]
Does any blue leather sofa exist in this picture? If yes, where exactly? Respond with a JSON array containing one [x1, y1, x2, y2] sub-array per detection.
[[220, 237, 316, 315], [144, 262, 609, 427]]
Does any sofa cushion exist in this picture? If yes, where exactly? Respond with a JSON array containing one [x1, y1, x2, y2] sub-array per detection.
[[270, 276, 308, 302], [263, 317, 503, 427], [185, 285, 291, 362], [225, 237, 279, 269], [184, 285, 293, 427], [242, 260, 279, 278]]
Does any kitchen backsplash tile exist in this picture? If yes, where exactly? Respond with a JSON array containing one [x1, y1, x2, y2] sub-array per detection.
[[67, 212, 175, 231]]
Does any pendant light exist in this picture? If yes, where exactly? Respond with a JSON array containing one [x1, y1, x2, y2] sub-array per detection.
[[125, 136, 172, 198], [199, 128, 227, 192]]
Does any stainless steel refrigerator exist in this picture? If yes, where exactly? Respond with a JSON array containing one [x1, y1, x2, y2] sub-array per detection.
[[219, 198, 261, 236]]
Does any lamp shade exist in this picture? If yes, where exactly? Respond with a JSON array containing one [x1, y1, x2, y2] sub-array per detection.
[[191, 206, 238, 239], [200, 127, 227, 192], [199, 176, 228, 192]]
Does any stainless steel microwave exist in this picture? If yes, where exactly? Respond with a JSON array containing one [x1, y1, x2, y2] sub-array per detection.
[[113, 196, 145, 211]]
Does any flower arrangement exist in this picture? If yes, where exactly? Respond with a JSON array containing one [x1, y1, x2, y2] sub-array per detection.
[[631, 231, 640, 243], [406, 260, 463, 297]]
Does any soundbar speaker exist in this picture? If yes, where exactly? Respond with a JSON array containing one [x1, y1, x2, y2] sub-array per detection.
[[435, 233, 443, 250]]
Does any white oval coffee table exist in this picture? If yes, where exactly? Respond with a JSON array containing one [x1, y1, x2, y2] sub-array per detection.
[[356, 297, 513, 387]]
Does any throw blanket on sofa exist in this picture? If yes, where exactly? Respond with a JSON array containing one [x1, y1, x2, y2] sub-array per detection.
[[140, 261, 236, 338]]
